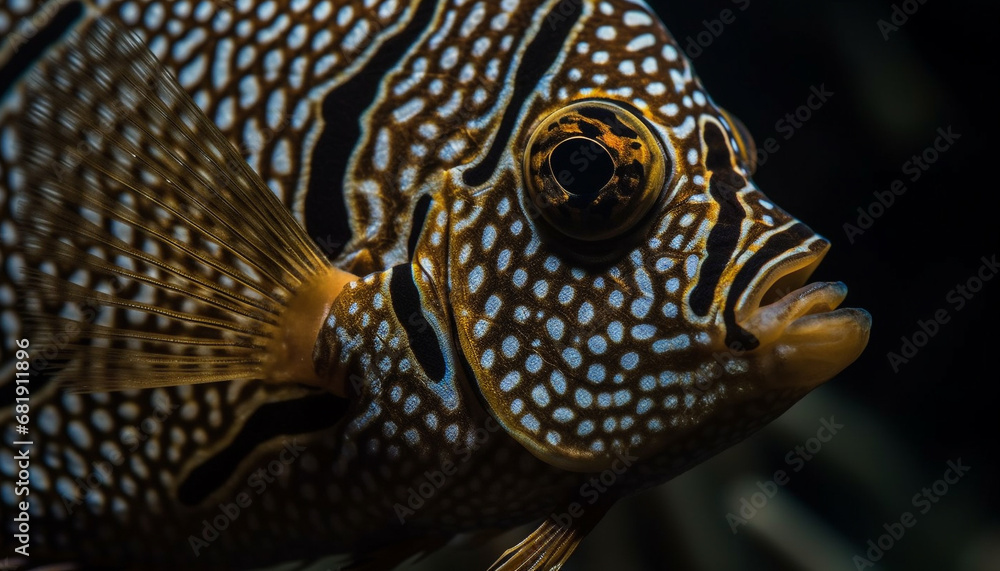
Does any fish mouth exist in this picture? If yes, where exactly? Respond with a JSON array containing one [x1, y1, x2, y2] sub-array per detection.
[[735, 241, 872, 387]]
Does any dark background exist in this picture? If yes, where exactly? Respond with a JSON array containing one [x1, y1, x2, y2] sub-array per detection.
[[418, 0, 1000, 569]]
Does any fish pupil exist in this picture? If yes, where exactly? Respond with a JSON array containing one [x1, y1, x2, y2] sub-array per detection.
[[549, 137, 615, 196]]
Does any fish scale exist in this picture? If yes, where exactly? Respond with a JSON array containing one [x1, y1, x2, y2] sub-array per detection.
[[0, 0, 870, 568]]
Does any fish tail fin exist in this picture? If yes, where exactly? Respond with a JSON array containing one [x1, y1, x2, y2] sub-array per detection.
[[14, 18, 355, 394]]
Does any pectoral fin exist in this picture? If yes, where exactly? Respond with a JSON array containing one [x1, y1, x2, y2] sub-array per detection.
[[15, 17, 357, 394], [488, 502, 610, 571]]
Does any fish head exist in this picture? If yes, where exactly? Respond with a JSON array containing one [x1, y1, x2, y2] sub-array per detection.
[[441, 1, 871, 473]]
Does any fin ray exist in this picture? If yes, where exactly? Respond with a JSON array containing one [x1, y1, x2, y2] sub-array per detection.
[[14, 18, 355, 393]]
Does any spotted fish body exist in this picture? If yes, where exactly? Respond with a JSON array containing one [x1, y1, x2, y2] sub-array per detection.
[[0, 0, 871, 568]]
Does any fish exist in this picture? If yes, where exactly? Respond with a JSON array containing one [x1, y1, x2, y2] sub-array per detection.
[[0, 0, 872, 569]]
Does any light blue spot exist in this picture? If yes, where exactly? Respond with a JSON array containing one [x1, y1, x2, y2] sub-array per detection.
[[562, 348, 582, 368], [482, 225, 497, 250], [653, 334, 690, 353], [485, 295, 502, 318], [513, 269, 528, 287], [588, 336, 607, 354], [614, 389, 631, 406], [620, 352, 639, 370], [390, 386, 402, 402], [575, 388, 593, 408], [597, 393, 612, 407], [662, 303, 678, 318], [655, 257, 674, 272], [630, 250, 643, 266], [660, 372, 679, 386], [521, 414, 540, 432], [632, 324, 656, 340], [550, 371, 567, 395], [587, 364, 606, 383], [511, 398, 524, 414], [481, 349, 495, 369], [533, 280, 549, 298], [404, 395, 420, 415], [637, 398, 653, 414], [621, 416, 634, 429], [514, 306, 530, 322], [511, 220, 523, 235], [607, 321, 623, 343], [425, 413, 438, 429], [608, 290, 624, 308], [532, 385, 550, 407], [445, 424, 459, 442], [383, 421, 397, 437], [39, 407, 60, 435], [67, 421, 91, 449], [686, 254, 699, 278], [526, 354, 543, 373], [558, 285, 574, 304], [664, 395, 678, 408], [525, 235, 541, 256], [648, 418, 664, 431], [544, 256, 560, 272], [553, 407, 574, 422], [498, 249, 511, 271], [594, 277, 605, 289], [577, 420, 595, 436], [473, 320, 489, 338], [468, 266, 485, 293], [547, 317, 565, 340], [590, 440, 605, 452], [498, 197, 511, 215], [578, 302, 595, 325], [635, 268, 652, 294], [685, 394, 696, 408], [500, 372, 521, 392], [631, 297, 653, 318], [502, 336, 519, 358], [546, 431, 561, 445], [603, 417, 617, 432], [640, 375, 656, 391], [404, 428, 419, 445], [666, 278, 680, 293]]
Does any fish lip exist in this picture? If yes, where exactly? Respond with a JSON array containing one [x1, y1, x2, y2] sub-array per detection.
[[733, 240, 873, 387], [739, 280, 852, 348], [733, 238, 831, 326]]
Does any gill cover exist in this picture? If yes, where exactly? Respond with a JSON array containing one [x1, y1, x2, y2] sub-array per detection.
[[453, 100, 679, 472]]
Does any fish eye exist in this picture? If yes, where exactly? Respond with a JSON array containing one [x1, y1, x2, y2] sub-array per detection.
[[522, 100, 669, 242]]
